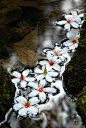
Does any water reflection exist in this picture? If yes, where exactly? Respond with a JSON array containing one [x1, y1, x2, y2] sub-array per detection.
[[61, 0, 73, 13]]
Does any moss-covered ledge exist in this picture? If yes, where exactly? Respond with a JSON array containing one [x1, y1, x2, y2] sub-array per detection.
[[63, 16, 86, 96], [0, 63, 15, 121], [76, 86, 86, 126]]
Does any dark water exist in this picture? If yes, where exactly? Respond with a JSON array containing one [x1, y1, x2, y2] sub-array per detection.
[[0, 0, 86, 128]]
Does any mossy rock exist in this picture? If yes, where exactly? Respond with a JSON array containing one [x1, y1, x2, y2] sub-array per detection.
[[63, 17, 86, 96], [0, 63, 15, 121], [76, 86, 86, 126]]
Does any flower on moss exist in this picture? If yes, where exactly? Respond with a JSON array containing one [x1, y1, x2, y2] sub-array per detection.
[[13, 96, 40, 117], [63, 31, 79, 51], [28, 79, 57, 102], [11, 69, 35, 88]]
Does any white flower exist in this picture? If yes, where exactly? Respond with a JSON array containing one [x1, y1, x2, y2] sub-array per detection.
[[13, 96, 40, 117], [63, 31, 79, 51], [28, 79, 57, 102], [39, 54, 61, 71], [43, 46, 67, 64], [34, 64, 59, 82], [70, 11, 84, 23], [56, 11, 82, 30], [11, 69, 35, 88]]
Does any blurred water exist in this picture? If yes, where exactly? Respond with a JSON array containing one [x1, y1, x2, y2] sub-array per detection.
[[0, 0, 86, 128]]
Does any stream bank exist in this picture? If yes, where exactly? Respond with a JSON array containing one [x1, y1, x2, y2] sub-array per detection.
[[63, 16, 86, 126]]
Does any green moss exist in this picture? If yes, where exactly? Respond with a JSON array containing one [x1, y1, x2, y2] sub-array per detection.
[[63, 16, 86, 95], [76, 86, 86, 126], [83, 16, 86, 21], [0, 64, 14, 121]]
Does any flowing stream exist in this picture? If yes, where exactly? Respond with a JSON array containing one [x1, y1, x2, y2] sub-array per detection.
[[0, 0, 86, 128]]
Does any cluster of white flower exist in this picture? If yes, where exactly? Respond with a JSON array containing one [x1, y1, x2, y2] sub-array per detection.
[[11, 11, 84, 118]]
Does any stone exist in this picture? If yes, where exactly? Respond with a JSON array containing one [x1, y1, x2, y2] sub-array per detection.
[[0, 63, 15, 121]]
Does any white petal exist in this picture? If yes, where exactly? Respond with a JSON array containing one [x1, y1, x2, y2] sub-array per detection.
[[57, 20, 67, 25], [71, 22, 79, 28], [47, 53, 53, 60], [39, 92, 46, 102], [18, 108, 28, 117], [45, 74, 52, 82], [74, 17, 81, 23], [43, 48, 51, 53], [48, 72, 59, 77], [59, 56, 65, 61], [25, 77, 35, 82], [22, 69, 29, 77], [34, 68, 43, 73], [47, 50, 54, 55], [13, 103, 24, 111], [20, 80, 27, 88], [69, 44, 76, 50], [44, 87, 56, 93], [65, 14, 72, 19], [75, 43, 78, 48], [53, 64, 60, 71], [28, 90, 39, 97], [27, 106, 38, 115], [54, 46, 61, 51], [28, 82, 38, 89], [78, 14, 84, 17], [16, 96, 27, 103], [67, 31, 76, 39], [64, 23, 70, 30], [36, 74, 44, 81], [54, 58, 62, 64], [29, 97, 40, 105], [12, 71, 21, 77], [71, 11, 77, 16], [63, 40, 71, 46], [39, 60, 48, 65], [11, 78, 20, 84], [40, 79, 46, 86]]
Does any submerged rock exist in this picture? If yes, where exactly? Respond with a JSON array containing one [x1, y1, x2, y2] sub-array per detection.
[[0, 0, 22, 25], [63, 16, 86, 96], [0, 63, 15, 121]]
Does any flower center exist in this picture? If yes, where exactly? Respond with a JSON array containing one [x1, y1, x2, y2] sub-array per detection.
[[72, 38, 77, 44], [49, 60, 55, 66], [55, 50, 59, 56], [38, 87, 43, 92], [67, 19, 72, 24], [20, 74, 24, 81], [43, 65, 47, 75], [24, 102, 30, 108]]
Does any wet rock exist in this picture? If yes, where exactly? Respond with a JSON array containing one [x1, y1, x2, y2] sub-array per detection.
[[0, 0, 22, 25], [20, 117, 43, 128], [76, 86, 86, 127], [63, 17, 86, 96], [0, 63, 15, 121]]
